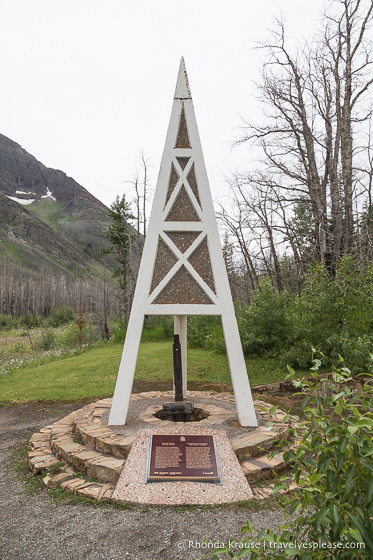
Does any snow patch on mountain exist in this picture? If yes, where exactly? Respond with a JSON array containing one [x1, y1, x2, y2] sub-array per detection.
[[6, 195, 35, 205], [41, 188, 56, 201]]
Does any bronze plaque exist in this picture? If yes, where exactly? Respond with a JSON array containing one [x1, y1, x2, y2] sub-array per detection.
[[146, 434, 221, 483]]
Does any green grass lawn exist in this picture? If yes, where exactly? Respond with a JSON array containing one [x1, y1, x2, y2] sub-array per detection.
[[0, 340, 310, 403]]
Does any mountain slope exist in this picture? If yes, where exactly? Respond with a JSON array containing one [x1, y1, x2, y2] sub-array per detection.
[[0, 133, 106, 211], [0, 133, 111, 273], [0, 193, 92, 275]]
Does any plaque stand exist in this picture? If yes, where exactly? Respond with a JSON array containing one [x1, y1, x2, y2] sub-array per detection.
[[112, 426, 253, 505], [146, 434, 221, 484]]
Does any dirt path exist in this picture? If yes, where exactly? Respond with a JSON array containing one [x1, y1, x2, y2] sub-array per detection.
[[0, 403, 286, 560]]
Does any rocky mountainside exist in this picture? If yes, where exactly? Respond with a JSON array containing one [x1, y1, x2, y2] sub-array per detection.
[[0, 133, 111, 276], [0, 193, 93, 275]]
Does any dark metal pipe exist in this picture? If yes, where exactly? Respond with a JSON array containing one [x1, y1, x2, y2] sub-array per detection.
[[173, 334, 183, 402]]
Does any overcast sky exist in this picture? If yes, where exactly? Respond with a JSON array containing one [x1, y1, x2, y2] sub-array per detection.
[[0, 0, 326, 209]]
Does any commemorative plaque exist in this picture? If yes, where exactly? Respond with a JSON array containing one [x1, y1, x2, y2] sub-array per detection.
[[146, 434, 221, 483]]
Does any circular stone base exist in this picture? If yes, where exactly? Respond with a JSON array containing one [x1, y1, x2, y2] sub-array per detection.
[[27, 392, 294, 505]]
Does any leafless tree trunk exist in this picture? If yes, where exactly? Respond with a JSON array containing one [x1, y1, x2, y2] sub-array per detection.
[[140, 150, 149, 238], [0, 263, 121, 319], [126, 150, 152, 244], [236, 0, 373, 268]]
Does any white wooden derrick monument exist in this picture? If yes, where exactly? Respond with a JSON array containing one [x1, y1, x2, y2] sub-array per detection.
[[109, 58, 257, 427]]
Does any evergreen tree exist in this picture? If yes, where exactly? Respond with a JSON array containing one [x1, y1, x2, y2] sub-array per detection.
[[106, 195, 136, 321]]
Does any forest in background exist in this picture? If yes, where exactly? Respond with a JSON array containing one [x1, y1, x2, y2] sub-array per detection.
[[1, 0, 373, 378]]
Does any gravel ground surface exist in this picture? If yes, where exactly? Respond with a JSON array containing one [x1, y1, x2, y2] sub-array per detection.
[[0, 402, 287, 560]]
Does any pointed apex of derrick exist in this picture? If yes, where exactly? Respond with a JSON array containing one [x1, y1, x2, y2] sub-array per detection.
[[174, 57, 192, 100]]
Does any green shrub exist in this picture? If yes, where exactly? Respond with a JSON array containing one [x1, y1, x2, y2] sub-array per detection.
[[326, 333, 373, 374], [291, 258, 373, 373], [22, 312, 39, 329], [110, 315, 174, 344], [58, 318, 100, 348], [283, 340, 314, 369], [0, 313, 39, 331], [0, 314, 12, 332], [80, 319, 101, 347], [46, 306, 75, 328], [59, 323, 80, 348], [36, 330, 56, 350], [188, 316, 226, 353], [142, 316, 174, 342], [237, 280, 292, 356], [110, 319, 127, 343], [204, 358, 373, 559]]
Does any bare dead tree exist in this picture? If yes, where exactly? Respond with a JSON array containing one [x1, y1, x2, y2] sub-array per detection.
[[218, 172, 295, 295], [132, 171, 141, 238], [233, 177, 284, 290], [126, 150, 153, 245], [140, 150, 149, 238], [323, 0, 373, 254], [217, 195, 259, 294], [236, 0, 373, 267], [0, 261, 121, 319], [355, 116, 373, 259]]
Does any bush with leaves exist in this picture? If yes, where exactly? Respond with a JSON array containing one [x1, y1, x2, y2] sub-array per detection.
[[291, 258, 373, 373], [35, 330, 56, 351], [110, 318, 127, 343], [202, 357, 373, 559], [59, 323, 80, 348], [141, 315, 174, 342], [46, 306, 75, 328], [187, 316, 226, 353], [237, 280, 293, 357], [0, 314, 12, 332], [282, 341, 314, 369], [22, 312, 39, 329]]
